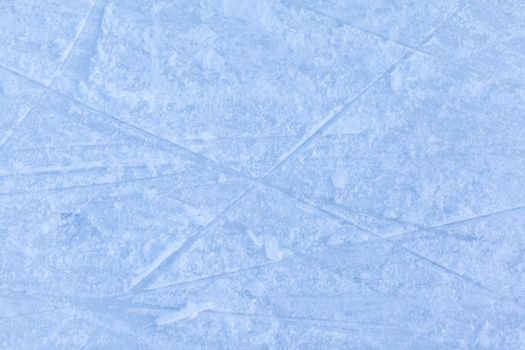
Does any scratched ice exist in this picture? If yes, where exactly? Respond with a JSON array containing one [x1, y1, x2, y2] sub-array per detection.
[[1, 1, 524, 349]]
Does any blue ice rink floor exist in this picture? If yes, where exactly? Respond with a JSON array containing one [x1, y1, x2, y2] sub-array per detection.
[[1, 1, 525, 349]]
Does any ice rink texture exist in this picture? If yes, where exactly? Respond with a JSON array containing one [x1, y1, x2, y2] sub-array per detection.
[[1, 1, 525, 349]]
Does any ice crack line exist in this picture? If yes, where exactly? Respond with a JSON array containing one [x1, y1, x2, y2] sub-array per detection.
[[0, 0, 98, 153], [1, 0, 494, 302]]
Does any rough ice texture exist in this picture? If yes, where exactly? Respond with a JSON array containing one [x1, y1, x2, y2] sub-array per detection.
[[1, 1, 524, 349]]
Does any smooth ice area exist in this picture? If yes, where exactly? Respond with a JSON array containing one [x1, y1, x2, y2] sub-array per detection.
[[1, 1, 525, 349]]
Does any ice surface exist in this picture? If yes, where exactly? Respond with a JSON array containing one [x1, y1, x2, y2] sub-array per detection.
[[1, 1, 524, 349]]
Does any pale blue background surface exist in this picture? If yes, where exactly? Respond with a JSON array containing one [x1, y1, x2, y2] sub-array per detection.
[[1, 1, 525, 349]]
